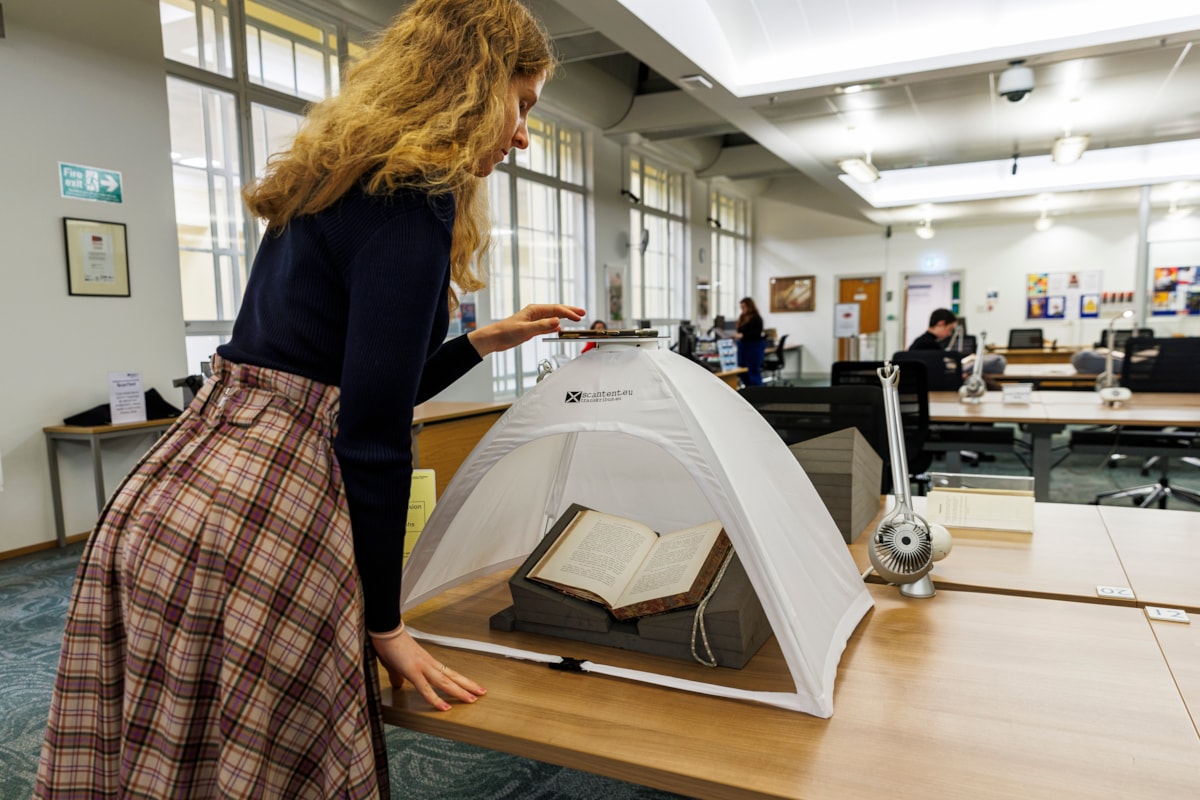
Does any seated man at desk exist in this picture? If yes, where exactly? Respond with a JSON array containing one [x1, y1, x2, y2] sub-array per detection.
[[909, 308, 1006, 374]]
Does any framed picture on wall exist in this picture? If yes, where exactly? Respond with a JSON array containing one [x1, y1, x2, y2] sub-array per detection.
[[769, 275, 815, 312], [62, 217, 130, 297]]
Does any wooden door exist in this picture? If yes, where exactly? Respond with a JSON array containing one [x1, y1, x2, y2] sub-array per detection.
[[837, 276, 882, 360]]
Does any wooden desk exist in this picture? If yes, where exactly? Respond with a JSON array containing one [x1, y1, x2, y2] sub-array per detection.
[[1099, 505, 1200, 613], [929, 390, 1200, 500], [992, 362, 1097, 390], [412, 401, 510, 498], [43, 418, 176, 546], [848, 498, 1134, 605], [715, 367, 748, 389], [986, 346, 1081, 364], [383, 581, 1200, 798]]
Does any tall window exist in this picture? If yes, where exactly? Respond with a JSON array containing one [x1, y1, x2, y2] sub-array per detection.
[[160, 0, 362, 371], [628, 153, 687, 321], [488, 115, 588, 397], [709, 188, 750, 319]]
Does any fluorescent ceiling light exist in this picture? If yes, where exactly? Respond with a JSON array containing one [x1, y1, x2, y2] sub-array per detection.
[[838, 157, 880, 184], [1052, 135, 1090, 164], [915, 220, 935, 239], [838, 138, 1200, 208]]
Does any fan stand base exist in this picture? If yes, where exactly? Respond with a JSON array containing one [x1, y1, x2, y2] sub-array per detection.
[[899, 574, 936, 598]]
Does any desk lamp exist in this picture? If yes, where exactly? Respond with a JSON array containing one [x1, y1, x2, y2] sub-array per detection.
[[1096, 310, 1133, 406], [958, 329, 987, 404]]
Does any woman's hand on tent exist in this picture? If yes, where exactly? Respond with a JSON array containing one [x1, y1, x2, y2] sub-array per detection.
[[371, 628, 486, 711], [468, 304, 585, 356]]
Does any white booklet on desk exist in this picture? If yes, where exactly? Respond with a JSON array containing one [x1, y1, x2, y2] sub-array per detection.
[[926, 487, 1035, 533]]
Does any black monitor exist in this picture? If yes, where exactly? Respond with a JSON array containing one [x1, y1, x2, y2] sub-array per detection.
[[634, 318, 653, 329]]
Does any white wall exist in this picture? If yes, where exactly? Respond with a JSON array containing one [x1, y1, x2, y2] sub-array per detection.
[[0, 0, 186, 552], [754, 199, 1200, 378]]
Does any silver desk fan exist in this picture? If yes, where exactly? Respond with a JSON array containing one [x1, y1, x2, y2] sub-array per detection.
[[958, 329, 987, 403], [869, 363, 953, 598]]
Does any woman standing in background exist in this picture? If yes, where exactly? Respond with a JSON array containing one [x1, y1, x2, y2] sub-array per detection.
[[36, 1, 581, 797], [735, 296, 766, 386]]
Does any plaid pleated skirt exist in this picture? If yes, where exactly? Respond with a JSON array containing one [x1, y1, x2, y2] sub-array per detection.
[[35, 356, 390, 799]]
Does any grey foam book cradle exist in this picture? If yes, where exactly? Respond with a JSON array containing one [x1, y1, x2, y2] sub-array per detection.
[[489, 504, 772, 669]]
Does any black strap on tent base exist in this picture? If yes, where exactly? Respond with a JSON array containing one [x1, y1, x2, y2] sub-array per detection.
[[548, 657, 585, 672]]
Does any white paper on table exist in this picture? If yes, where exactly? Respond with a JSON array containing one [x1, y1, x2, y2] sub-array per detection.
[[108, 371, 147, 424]]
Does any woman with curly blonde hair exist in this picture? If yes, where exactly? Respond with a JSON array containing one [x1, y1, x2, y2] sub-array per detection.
[[36, 1, 581, 797]]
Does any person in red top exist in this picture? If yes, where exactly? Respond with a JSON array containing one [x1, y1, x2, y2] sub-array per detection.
[[581, 319, 608, 353]]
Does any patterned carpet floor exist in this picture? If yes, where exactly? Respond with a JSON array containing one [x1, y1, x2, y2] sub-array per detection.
[[3, 437, 1197, 797], [0, 544, 687, 799]]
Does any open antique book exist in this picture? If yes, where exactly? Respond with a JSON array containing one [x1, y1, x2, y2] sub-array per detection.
[[527, 506, 732, 620]]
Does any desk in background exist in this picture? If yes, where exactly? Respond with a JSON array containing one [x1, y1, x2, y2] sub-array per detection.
[[43, 418, 177, 546], [928, 390, 1200, 501], [991, 362, 1097, 390], [986, 345, 1082, 365], [42, 401, 512, 546]]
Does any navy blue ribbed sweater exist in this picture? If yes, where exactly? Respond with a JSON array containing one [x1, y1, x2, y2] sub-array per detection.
[[219, 185, 481, 632]]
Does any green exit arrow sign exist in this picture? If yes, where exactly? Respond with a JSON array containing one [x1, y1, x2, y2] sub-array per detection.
[[59, 162, 123, 204]]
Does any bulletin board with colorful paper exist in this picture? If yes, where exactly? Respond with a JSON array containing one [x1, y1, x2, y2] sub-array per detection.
[[1150, 266, 1199, 316], [1025, 270, 1103, 320]]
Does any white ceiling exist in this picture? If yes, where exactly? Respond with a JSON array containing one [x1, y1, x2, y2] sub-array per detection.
[[537, 0, 1200, 230]]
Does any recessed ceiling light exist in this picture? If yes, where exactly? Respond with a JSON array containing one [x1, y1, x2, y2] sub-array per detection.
[[915, 220, 935, 239], [1034, 213, 1054, 231]]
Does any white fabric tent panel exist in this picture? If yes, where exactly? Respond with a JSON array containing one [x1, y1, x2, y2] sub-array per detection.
[[400, 344, 873, 716]]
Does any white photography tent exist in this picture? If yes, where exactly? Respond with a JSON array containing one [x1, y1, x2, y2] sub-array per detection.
[[401, 342, 873, 716]]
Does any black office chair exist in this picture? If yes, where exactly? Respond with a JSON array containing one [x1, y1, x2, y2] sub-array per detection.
[[891, 350, 1017, 470], [1007, 328, 1044, 349], [891, 350, 962, 390], [739, 385, 888, 470], [1094, 327, 1154, 349], [831, 360, 932, 494], [1069, 337, 1200, 509], [761, 334, 788, 384]]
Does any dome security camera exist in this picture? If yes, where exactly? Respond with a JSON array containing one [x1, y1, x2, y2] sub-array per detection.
[[998, 60, 1034, 102]]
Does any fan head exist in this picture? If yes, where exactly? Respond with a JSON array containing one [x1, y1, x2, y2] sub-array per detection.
[[869, 517, 934, 584]]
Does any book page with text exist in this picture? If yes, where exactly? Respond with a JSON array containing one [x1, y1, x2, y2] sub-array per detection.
[[614, 520, 723, 608], [528, 511, 656, 608]]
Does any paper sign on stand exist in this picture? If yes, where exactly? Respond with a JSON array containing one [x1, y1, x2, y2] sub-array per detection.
[[1002, 382, 1034, 404], [108, 372, 146, 424]]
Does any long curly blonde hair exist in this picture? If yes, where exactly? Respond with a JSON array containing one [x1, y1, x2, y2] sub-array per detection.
[[243, 0, 555, 304]]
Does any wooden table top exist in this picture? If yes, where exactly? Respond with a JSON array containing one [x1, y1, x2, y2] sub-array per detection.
[[849, 498, 1134, 605], [43, 417, 178, 435], [412, 400, 511, 425], [383, 580, 1200, 799], [1099, 505, 1200, 613], [929, 390, 1200, 426], [1149, 617, 1200, 734]]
